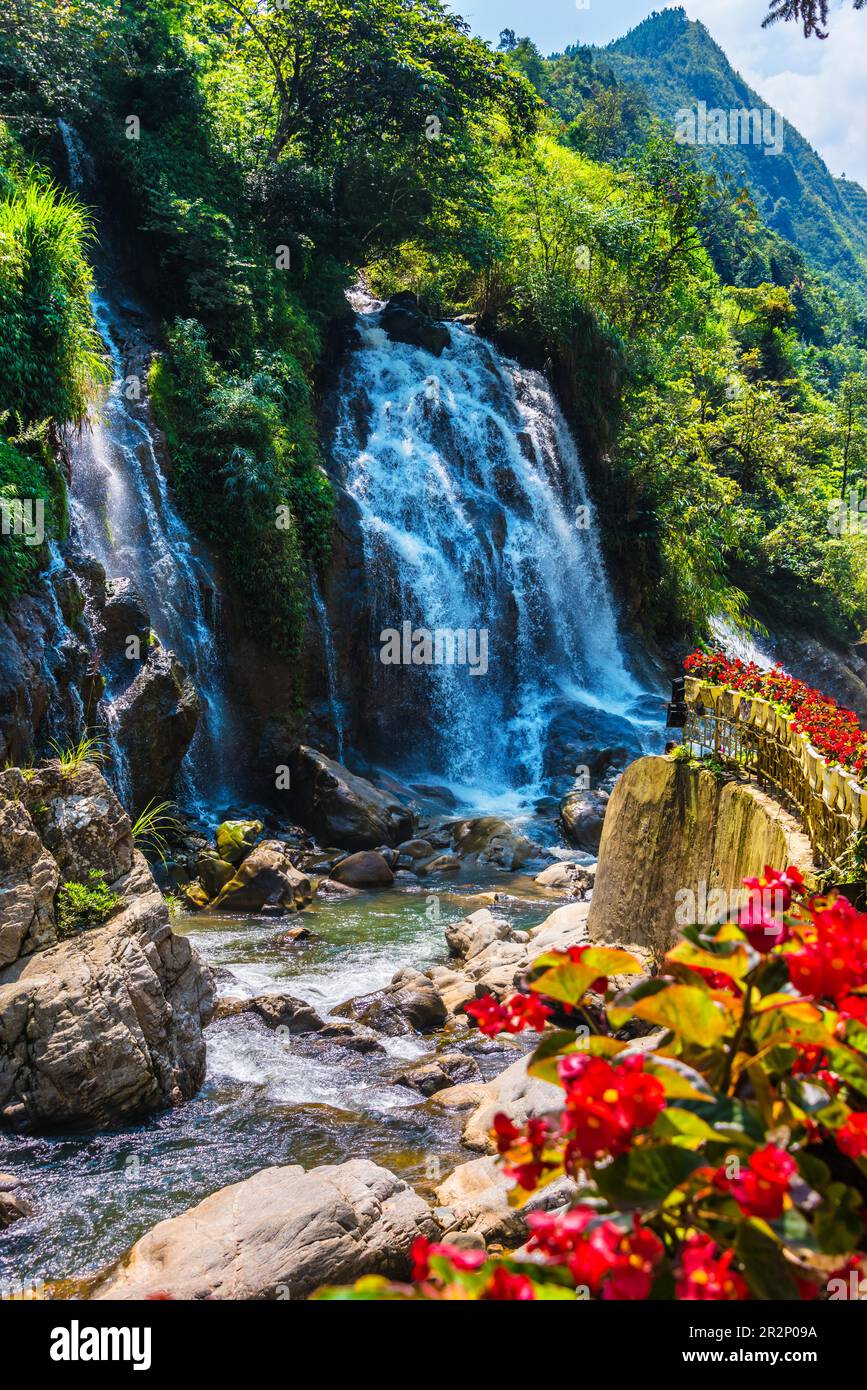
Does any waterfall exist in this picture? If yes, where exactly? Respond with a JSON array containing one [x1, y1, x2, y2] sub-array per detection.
[[59, 122, 235, 812], [310, 571, 346, 761], [331, 294, 646, 804]]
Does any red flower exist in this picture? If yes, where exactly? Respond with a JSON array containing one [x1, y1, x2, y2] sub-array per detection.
[[561, 1056, 665, 1160], [410, 1236, 485, 1282], [676, 1233, 748, 1301], [465, 992, 553, 1037], [737, 898, 788, 953], [742, 865, 804, 913], [836, 1112, 867, 1159], [481, 1267, 535, 1300], [717, 1145, 795, 1220], [528, 1208, 663, 1299]]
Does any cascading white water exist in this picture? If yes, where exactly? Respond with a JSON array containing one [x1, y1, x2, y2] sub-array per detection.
[[332, 294, 644, 801], [59, 122, 234, 811], [310, 570, 346, 761]]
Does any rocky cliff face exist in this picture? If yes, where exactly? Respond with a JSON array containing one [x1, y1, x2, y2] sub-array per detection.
[[0, 760, 213, 1131], [587, 755, 816, 959]]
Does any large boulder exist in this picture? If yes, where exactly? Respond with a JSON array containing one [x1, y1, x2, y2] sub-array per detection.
[[89, 1159, 437, 1300], [330, 850, 394, 889], [0, 849, 213, 1131], [445, 907, 517, 961], [379, 293, 451, 357], [333, 968, 447, 1035], [444, 816, 535, 870], [434, 1156, 576, 1244], [289, 746, 414, 849], [210, 841, 313, 913], [588, 754, 816, 957], [2, 760, 133, 887], [113, 645, 199, 814]]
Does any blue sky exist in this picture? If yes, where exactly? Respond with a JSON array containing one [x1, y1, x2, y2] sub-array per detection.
[[458, 0, 866, 186]]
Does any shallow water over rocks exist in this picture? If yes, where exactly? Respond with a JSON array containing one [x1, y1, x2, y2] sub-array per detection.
[[0, 867, 553, 1288]]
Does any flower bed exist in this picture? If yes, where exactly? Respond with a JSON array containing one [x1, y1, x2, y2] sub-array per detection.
[[683, 650, 867, 777], [317, 869, 867, 1302]]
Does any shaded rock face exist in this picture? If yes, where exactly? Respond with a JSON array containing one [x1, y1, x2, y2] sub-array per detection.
[[113, 646, 199, 815], [89, 1159, 437, 1300], [210, 842, 313, 914], [100, 577, 150, 683], [333, 968, 447, 1035], [437, 816, 535, 871], [0, 567, 92, 767], [560, 789, 609, 852], [541, 700, 642, 795], [289, 745, 414, 849], [588, 755, 817, 958], [0, 764, 213, 1131], [379, 293, 451, 358]]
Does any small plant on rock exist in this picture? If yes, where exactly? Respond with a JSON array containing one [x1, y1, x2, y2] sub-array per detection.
[[48, 735, 107, 777], [56, 870, 123, 939]]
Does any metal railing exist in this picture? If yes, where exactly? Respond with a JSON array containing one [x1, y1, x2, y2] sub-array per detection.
[[681, 704, 853, 869]]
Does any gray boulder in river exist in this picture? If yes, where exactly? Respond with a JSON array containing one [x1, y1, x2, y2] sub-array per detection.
[[289, 745, 414, 849], [88, 1159, 436, 1300]]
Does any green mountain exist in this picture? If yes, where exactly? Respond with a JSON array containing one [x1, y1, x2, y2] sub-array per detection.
[[593, 7, 867, 294]]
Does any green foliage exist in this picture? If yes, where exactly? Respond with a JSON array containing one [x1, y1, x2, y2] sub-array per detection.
[[149, 318, 333, 656], [0, 166, 108, 427], [56, 869, 122, 939], [131, 800, 184, 866], [47, 735, 108, 776], [0, 430, 61, 609]]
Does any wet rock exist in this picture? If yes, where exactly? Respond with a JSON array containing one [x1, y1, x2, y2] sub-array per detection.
[[429, 1081, 486, 1111], [196, 853, 235, 898], [395, 1052, 482, 1097], [380, 293, 451, 358], [330, 850, 394, 889], [0, 845, 213, 1132], [211, 841, 313, 913], [560, 788, 608, 852], [181, 881, 210, 910], [100, 578, 150, 677], [0, 792, 60, 966], [316, 877, 362, 899], [113, 646, 200, 814], [417, 852, 460, 874], [278, 924, 315, 946], [534, 862, 595, 895], [214, 993, 323, 1033], [333, 968, 447, 1035], [89, 1159, 438, 1300], [0, 1172, 30, 1228], [446, 816, 535, 870], [0, 567, 93, 768], [314, 1021, 386, 1054], [289, 746, 414, 849], [397, 838, 434, 860], [541, 701, 642, 791], [215, 820, 263, 866]]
